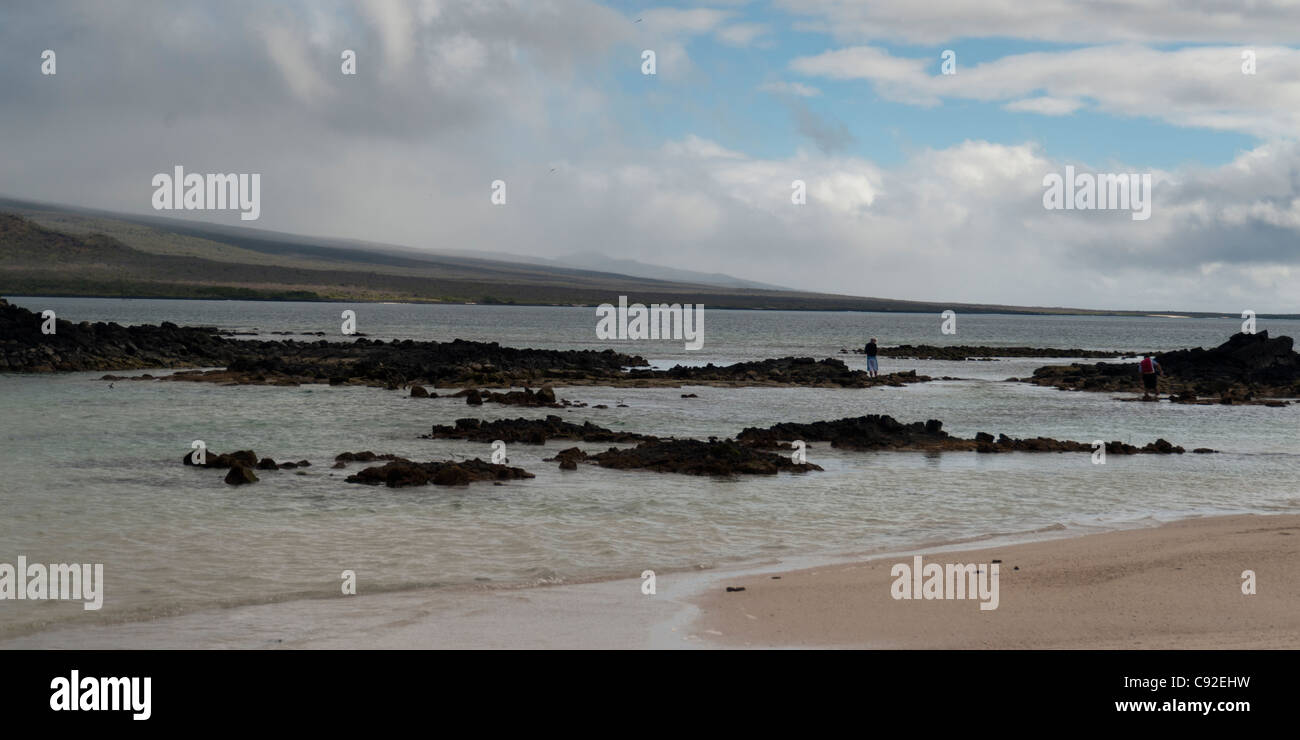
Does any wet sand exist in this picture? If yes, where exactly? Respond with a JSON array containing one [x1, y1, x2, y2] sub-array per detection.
[[4, 515, 1296, 649], [693, 514, 1300, 648]]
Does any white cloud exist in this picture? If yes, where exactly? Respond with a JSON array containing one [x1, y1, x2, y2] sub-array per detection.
[[777, 0, 1300, 44], [792, 44, 1300, 138], [758, 81, 821, 97], [359, 0, 417, 70], [1004, 96, 1085, 116], [638, 8, 733, 35], [716, 22, 769, 47], [258, 24, 332, 101], [4, 0, 1300, 312]]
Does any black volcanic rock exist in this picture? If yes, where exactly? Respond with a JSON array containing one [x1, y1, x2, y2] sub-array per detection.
[[423, 416, 652, 445], [344, 458, 534, 487], [581, 438, 823, 476], [737, 415, 957, 451], [736, 415, 1193, 454], [2, 297, 237, 372], [864, 344, 1134, 360], [1025, 332, 1300, 399], [0, 298, 645, 383], [224, 465, 259, 485], [2, 299, 940, 389], [632, 356, 926, 388], [182, 449, 259, 469], [450, 386, 575, 407]]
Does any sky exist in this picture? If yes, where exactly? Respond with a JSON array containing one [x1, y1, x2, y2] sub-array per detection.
[[1, 0, 1298, 312]]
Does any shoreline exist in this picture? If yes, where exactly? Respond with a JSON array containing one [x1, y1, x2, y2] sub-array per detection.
[[4, 513, 1295, 649], [694, 513, 1300, 649]]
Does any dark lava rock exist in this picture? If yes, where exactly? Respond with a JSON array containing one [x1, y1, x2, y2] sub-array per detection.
[[256, 457, 278, 470], [424, 416, 651, 445], [546, 447, 589, 470], [2, 296, 937, 390], [1, 293, 645, 383], [334, 451, 406, 465], [736, 415, 1197, 455], [224, 465, 259, 485], [451, 386, 573, 408], [410, 385, 430, 398], [431, 465, 472, 486], [737, 415, 958, 451], [872, 344, 1132, 360], [1025, 332, 1300, 399], [345, 458, 534, 488], [585, 438, 823, 476], [637, 356, 930, 388], [183, 449, 259, 469]]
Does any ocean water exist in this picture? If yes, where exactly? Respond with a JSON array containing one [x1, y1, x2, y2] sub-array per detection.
[[2, 297, 1298, 640]]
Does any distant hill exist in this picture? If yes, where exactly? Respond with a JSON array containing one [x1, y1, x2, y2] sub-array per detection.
[[2, 198, 1292, 317], [548, 252, 790, 291]]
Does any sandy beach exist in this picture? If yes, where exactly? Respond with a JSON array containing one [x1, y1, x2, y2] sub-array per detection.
[[694, 514, 1300, 649], [3, 514, 1296, 650]]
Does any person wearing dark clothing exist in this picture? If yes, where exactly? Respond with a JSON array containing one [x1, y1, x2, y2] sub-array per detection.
[[865, 337, 879, 377]]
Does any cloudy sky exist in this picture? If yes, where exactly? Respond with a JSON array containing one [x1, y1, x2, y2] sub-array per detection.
[[2, 0, 1298, 312]]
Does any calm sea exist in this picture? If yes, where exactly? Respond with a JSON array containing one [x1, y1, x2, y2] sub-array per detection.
[[2, 297, 1298, 639]]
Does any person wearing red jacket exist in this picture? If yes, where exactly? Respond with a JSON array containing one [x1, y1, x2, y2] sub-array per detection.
[[1139, 353, 1163, 400]]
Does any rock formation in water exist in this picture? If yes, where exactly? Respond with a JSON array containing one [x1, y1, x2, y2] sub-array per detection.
[[423, 416, 652, 445], [3, 299, 929, 389], [547, 438, 823, 476], [735, 415, 1199, 454], [344, 458, 534, 487], [842, 344, 1135, 360], [1024, 332, 1300, 400]]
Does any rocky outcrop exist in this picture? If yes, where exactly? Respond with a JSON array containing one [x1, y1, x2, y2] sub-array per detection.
[[738, 416, 955, 451], [180, 447, 311, 484], [550, 438, 823, 476], [627, 356, 927, 388], [2, 300, 937, 389], [445, 385, 579, 408], [3, 298, 238, 372], [1024, 332, 1300, 399], [842, 344, 1133, 360], [332, 451, 407, 468], [181, 449, 259, 469], [344, 457, 534, 487], [224, 466, 259, 485], [736, 415, 1195, 454], [1, 299, 643, 383], [422, 416, 651, 445]]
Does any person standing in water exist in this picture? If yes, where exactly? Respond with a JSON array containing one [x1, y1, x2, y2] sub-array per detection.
[[865, 337, 879, 378], [1139, 353, 1163, 400]]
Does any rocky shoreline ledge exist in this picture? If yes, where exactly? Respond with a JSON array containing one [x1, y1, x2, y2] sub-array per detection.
[[1022, 332, 1300, 402], [2, 299, 926, 389], [735, 415, 1210, 455], [842, 344, 1134, 360]]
